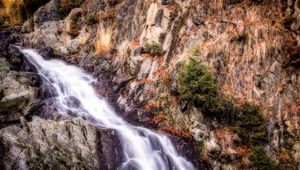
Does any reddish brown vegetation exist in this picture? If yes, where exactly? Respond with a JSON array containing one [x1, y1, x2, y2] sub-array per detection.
[[148, 112, 167, 126], [144, 100, 160, 111], [159, 126, 193, 140]]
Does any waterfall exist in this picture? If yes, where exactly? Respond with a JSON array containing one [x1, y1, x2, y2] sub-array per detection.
[[20, 48, 196, 170]]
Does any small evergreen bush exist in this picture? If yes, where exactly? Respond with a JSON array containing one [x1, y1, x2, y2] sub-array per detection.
[[177, 57, 228, 117], [144, 42, 164, 56], [231, 103, 267, 146], [250, 146, 279, 170]]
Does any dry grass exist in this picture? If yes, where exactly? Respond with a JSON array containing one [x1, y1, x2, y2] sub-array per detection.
[[0, 0, 26, 25], [0, 0, 48, 26], [97, 8, 117, 21], [94, 23, 113, 54]]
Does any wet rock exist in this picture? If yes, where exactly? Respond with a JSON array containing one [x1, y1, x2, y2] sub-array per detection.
[[97, 128, 123, 170], [0, 58, 36, 116]]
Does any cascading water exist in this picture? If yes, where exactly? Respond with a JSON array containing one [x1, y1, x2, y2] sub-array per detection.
[[20, 48, 196, 170]]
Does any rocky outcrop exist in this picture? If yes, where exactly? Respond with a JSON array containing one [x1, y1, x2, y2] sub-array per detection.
[[0, 31, 40, 128], [0, 116, 114, 169]]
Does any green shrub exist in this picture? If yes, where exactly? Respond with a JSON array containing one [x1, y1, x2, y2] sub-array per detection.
[[231, 103, 267, 146], [250, 146, 279, 170], [177, 57, 228, 116], [191, 46, 201, 57], [198, 140, 205, 153], [144, 42, 164, 56]]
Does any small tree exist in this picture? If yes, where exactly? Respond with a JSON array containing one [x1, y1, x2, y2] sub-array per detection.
[[177, 57, 226, 116], [232, 103, 267, 146], [251, 146, 279, 170]]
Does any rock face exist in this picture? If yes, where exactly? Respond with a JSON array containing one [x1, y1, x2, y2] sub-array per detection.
[[0, 116, 100, 169], [0, 39, 40, 128], [2, 0, 300, 169]]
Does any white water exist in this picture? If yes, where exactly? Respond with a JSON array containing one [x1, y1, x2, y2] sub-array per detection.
[[20, 49, 196, 170]]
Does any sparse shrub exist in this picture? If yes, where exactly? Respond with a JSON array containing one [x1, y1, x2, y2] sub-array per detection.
[[143, 42, 164, 56], [94, 23, 113, 54], [250, 146, 279, 170]]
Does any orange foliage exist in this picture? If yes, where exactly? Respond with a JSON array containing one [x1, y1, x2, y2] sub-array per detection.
[[146, 0, 152, 6], [142, 53, 152, 59], [276, 150, 290, 162], [148, 112, 167, 126], [219, 83, 237, 96], [144, 100, 161, 111], [215, 127, 236, 141], [159, 126, 193, 140], [234, 146, 251, 155], [153, 67, 169, 83], [137, 78, 151, 84], [166, 3, 178, 14], [289, 104, 299, 114], [180, 31, 190, 40], [145, 87, 156, 96], [131, 38, 140, 48]]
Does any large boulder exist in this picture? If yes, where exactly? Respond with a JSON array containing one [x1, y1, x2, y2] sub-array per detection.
[[0, 116, 100, 169], [0, 116, 123, 170], [0, 57, 38, 126]]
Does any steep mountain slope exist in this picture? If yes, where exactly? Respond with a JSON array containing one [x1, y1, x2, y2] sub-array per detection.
[[1, 0, 300, 169]]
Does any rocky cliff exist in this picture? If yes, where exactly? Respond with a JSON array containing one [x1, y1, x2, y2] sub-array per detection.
[[1, 0, 300, 169]]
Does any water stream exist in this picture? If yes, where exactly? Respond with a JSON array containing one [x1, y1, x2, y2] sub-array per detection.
[[20, 48, 196, 170]]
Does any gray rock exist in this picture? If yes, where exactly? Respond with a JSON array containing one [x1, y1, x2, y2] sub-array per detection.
[[0, 116, 100, 169], [137, 58, 153, 79], [0, 58, 36, 116]]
